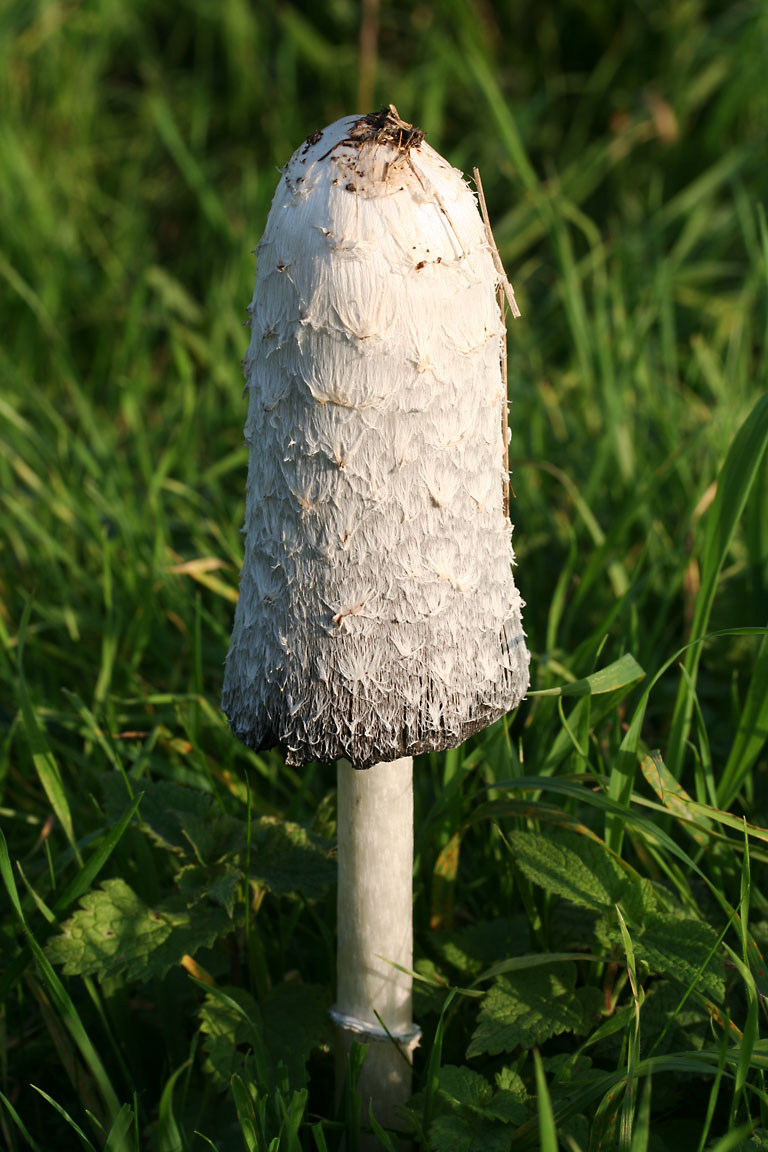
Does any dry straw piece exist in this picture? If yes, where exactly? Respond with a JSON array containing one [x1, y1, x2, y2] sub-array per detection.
[[222, 106, 530, 769]]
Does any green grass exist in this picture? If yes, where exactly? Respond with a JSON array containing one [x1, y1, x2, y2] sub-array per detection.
[[1, 0, 767, 1148]]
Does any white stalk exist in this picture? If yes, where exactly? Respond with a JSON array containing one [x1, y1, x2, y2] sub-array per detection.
[[333, 757, 417, 1123]]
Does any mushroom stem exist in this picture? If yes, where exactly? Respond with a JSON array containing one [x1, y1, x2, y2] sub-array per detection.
[[333, 756, 418, 1127]]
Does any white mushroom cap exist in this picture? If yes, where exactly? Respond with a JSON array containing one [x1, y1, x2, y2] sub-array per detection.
[[223, 107, 530, 768]]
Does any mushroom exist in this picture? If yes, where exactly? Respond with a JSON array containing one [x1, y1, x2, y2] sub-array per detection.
[[223, 106, 530, 1126]]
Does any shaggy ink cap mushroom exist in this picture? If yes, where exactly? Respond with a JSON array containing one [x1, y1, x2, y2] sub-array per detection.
[[223, 106, 530, 769]]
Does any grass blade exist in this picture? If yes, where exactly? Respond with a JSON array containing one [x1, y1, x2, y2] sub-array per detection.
[[532, 1049, 558, 1152], [0, 829, 121, 1125], [229, 1074, 259, 1152], [17, 604, 81, 864], [717, 629, 768, 809], [667, 393, 768, 779]]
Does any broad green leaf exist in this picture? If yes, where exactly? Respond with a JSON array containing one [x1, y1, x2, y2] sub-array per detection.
[[596, 909, 725, 1003], [0, 793, 142, 1003], [199, 982, 327, 1093], [197, 982, 269, 1092], [434, 1065, 493, 1109], [247, 816, 335, 898], [177, 863, 243, 916], [260, 983, 330, 1089], [417, 1066, 528, 1152], [467, 964, 603, 1056], [46, 878, 231, 982], [103, 776, 335, 897], [638, 912, 724, 1004], [431, 917, 530, 982], [429, 1114, 511, 1152], [507, 829, 630, 911], [640, 981, 710, 1055], [101, 777, 211, 856]]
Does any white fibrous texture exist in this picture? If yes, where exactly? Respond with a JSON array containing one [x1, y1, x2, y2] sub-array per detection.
[[222, 109, 530, 768]]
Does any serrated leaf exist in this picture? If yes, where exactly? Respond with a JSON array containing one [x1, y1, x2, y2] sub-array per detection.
[[248, 817, 335, 898], [508, 829, 630, 911], [595, 909, 725, 1004], [199, 986, 263, 1091], [637, 912, 725, 1004], [432, 917, 530, 981], [420, 1066, 527, 1152], [429, 1114, 511, 1152], [102, 776, 213, 855], [182, 811, 248, 865], [199, 982, 328, 1093], [103, 777, 334, 898], [495, 1067, 529, 1098], [435, 1065, 493, 1109], [260, 982, 330, 1087], [177, 863, 243, 916], [46, 878, 231, 982], [467, 964, 603, 1057]]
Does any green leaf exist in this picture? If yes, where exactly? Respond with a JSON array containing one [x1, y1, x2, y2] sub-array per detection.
[[467, 964, 603, 1056], [46, 878, 231, 982], [102, 777, 211, 857], [596, 909, 725, 1003], [429, 1113, 511, 1152], [109, 776, 335, 898], [419, 1066, 528, 1152], [177, 863, 243, 916], [431, 917, 530, 981], [637, 912, 725, 1004], [248, 817, 336, 898], [507, 829, 630, 911], [199, 982, 327, 1093], [435, 1065, 493, 1109], [260, 982, 330, 1089], [0, 792, 142, 1003]]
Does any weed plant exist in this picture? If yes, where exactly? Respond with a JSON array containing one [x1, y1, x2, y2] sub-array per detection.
[[1, 1, 767, 1149]]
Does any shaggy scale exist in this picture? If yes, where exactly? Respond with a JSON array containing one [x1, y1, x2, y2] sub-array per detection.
[[223, 109, 530, 769]]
